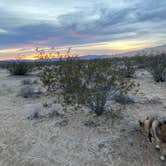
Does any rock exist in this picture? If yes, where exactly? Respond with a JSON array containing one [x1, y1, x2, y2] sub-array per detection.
[[26, 103, 43, 120], [83, 118, 97, 127], [54, 118, 69, 127], [48, 104, 65, 118], [128, 138, 134, 146], [98, 143, 106, 149], [32, 139, 36, 144], [129, 122, 139, 131]]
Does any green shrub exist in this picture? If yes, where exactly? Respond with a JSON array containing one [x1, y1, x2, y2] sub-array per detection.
[[131, 54, 148, 69], [120, 57, 136, 78], [7, 61, 31, 75], [39, 58, 135, 115], [39, 66, 58, 91], [148, 53, 166, 82]]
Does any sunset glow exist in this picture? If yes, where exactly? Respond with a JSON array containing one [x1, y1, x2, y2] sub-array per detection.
[[0, 0, 166, 60]]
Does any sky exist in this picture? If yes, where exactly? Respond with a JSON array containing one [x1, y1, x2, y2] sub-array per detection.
[[0, 0, 166, 60]]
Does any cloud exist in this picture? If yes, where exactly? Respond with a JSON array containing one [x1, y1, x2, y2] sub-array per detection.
[[0, 28, 8, 34], [0, 0, 166, 51]]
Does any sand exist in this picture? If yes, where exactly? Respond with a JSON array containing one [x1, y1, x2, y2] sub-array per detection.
[[0, 68, 166, 166]]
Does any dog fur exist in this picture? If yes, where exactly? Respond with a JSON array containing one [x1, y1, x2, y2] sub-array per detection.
[[139, 117, 166, 161]]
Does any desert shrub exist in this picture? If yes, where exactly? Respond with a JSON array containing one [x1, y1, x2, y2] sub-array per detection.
[[38, 66, 58, 91], [18, 86, 42, 98], [114, 93, 135, 105], [7, 61, 31, 75], [148, 53, 166, 82], [131, 54, 148, 69], [0, 61, 9, 69], [120, 57, 136, 78], [40, 58, 135, 115]]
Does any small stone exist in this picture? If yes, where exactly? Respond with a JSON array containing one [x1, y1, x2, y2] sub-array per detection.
[[83, 119, 97, 127], [128, 138, 134, 146], [32, 139, 36, 144], [54, 118, 69, 127]]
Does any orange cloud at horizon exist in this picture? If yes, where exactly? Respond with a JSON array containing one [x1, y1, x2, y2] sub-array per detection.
[[0, 52, 79, 61]]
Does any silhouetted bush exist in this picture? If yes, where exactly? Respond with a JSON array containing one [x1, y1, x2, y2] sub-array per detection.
[[7, 61, 31, 75]]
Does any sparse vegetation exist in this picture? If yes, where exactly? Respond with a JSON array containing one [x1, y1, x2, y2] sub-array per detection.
[[39, 54, 136, 115], [114, 93, 135, 105], [120, 57, 136, 78], [7, 61, 31, 75], [38, 66, 57, 91], [148, 53, 166, 82]]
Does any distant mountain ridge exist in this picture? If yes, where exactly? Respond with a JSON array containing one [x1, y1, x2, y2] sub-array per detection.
[[0, 44, 166, 62], [79, 55, 108, 60], [115, 44, 166, 57]]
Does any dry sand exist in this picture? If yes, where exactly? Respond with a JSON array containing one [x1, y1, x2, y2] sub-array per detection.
[[0, 69, 166, 166]]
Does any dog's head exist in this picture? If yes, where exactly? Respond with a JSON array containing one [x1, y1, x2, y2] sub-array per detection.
[[138, 117, 154, 142], [139, 117, 150, 132]]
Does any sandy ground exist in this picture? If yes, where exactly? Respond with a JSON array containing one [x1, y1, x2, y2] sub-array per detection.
[[0, 69, 166, 166]]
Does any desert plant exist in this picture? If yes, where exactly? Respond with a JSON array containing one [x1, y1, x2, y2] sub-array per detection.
[[114, 93, 135, 105], [39, 66, 58, 91], [40, 57, 135, 115], [120, 57, 136, 78], [131, 54, 148, 69], [148, 53, 166, 82], [7, 61, 31, 75]]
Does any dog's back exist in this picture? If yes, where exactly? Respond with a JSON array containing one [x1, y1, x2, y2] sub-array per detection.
[[156, 123, 166, 143], [139, 117, 166, 160]]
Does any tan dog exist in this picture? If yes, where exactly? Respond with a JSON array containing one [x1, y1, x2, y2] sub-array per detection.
[[139, 117, 166, 161]]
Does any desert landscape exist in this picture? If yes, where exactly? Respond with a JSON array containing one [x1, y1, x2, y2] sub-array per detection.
[[0, 0, 166, 165], [0, 55, 166, 166]]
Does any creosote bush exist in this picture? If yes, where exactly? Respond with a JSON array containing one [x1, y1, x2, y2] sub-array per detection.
[[7, 61, 31, 75], [119, 57, 136, 78], [39, 56, 135, 116], [148, 53, 166, 82]]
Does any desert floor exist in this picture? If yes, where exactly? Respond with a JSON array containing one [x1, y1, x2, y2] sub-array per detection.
[[0, 68, 166, 166]]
